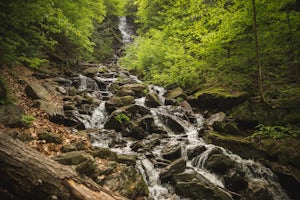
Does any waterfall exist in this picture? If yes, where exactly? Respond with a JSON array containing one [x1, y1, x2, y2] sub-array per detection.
[[70, 17, 293, 200]]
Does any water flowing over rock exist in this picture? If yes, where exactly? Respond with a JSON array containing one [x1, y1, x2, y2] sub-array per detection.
[[45, 17, 294, 200]]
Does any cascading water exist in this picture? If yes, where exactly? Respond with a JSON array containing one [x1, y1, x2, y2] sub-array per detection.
[[72, 17, 292, 200], [119, 16, 132, 44]]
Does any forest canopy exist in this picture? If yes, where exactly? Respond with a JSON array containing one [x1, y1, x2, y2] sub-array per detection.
[[120, 0, 300, 103], [0, 0, 128, 67]]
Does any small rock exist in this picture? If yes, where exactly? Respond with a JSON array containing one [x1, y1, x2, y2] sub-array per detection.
[[0, 104, 24, 127], [25, 81, 50, 101], [160, 158, 186, 182], [145, 92, 162, 108], [187, 145, 206, 160], [162, 144, 182, 161], [38, 131, 62, 144], [61, 144, 78, 153], [206, 112, 226, 126], [54, 151, 93, 165]]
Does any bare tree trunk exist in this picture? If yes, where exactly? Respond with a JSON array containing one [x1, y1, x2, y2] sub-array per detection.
[[0, 132, 127, 200], [252, 0, 265, 102]]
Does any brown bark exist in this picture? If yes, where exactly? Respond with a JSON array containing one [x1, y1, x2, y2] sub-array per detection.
[[252, 0, 265, 103], [0, 132, 127, 200]]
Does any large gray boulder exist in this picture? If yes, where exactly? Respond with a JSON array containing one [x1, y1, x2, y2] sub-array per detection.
[[25, 81, 50, 101], [160, 158, 186, 182], [173, 169, 232, 200], [0, 104, 24, 127]]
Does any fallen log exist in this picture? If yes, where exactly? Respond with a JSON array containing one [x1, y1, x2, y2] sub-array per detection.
[[0, 132, 127, 200]]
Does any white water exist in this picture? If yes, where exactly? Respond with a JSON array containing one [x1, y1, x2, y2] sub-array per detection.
[[73, 17, 292, 200], [119, 16, 132, 44]]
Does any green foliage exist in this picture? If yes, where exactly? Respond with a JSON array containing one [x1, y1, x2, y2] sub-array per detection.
[[0, 0, 130, 66], [249, 124, 300, 139], [114, 113, 131, 124], [121, 0, 300, 97], [21, 114, 36, 127]]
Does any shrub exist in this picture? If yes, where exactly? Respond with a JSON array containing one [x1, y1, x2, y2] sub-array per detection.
[[114, 113, 130, 124]]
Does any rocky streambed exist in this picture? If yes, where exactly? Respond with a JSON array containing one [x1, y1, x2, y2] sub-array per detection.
[[3, 62, 296, 200]]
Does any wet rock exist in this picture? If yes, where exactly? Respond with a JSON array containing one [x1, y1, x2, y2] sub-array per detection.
[[162, 144, 182, 161], [137, 115, 156, 133], [223, 169, 248, 192], [158, 114, 185, 134], [204, 131, 266, 159], [165, 87, 186, 104], [206, 153, 235, 174], [224, 122, 241, 135], [103, 165, 149, 199], [54, 151, 93, 165], [89, 129, 121, 148], [121, 104, 151, 117], [49, 113, 85, 130], [117, 154, 137, 166], [128, 123, 147, 140], [25, 81, 50, 101], [180, 101, 193, 115], [116, 88, 135, 97], [54, 77, 72, 86], [83, 66, 106, 76], [186, 145, 206, 160], [206, 112, 226, 126], [119, 83, 148, 98], [160, 158, 186, 182], [38, 131, 62, 144], [173, 169, 233, 200], [0, 104, 24, 127], [104, 111, 127, 132], [189, 88, 248, 111], [145, 92, 162, 108], [92, 147, 118, 161], [246, 180, 273, 200], [105, 96, 135, 113], [231, 100, 288, 127]]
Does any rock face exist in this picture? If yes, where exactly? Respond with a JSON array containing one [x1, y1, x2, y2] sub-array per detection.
[[189, 88, 248, 111], [173, 169, 233, 200], [203, 131, 266, 159], [25, 81, 51, 101], [0, 104, 24, 127], [159, 158, 186, 182], [164, 87, 186, 105]]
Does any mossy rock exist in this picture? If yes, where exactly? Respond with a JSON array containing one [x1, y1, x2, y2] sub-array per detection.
[[164, 87, 186, 104], [203, 131, 266, 159], [231, 100, 290, 127], [190, 88, 248, 111], [105, 96, 135, 113], [119, 83, 148, 98]]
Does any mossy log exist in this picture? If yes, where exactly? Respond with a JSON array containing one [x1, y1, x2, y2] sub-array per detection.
[[0, 132, 126, 200]]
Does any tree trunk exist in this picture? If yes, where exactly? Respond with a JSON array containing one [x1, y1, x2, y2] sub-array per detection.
[[0, 132, 127, 200], [252, 0, 265, 102]]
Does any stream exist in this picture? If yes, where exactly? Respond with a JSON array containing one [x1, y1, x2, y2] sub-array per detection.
[[69, 17, 291, 199]]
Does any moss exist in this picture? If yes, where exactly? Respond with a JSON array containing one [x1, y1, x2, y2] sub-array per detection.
[[194, 88, 246, 98]]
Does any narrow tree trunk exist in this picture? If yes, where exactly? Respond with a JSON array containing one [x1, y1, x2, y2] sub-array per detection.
[[252, 0, 265, 102], [0, 132, 126, 200]]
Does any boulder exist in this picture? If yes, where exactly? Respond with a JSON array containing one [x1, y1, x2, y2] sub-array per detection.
[[92, 147, 118, 161], [117, 154, 137, 166], [231, 100, 290, 127], [136, 115, 156, 133], [157, 114, 185, 134], [186, 145, 207, 160], [162, 144, 182, 161], [164, 87, 186, 105], [127, 122, 148, 140], [119, 83, 148, 98], [25, 81, 50, 101], [205, 153, 235, 174], [203, 131, 266, 159], [102, 165, 149, 199], [116, 88, 135, 97], [206, 112, 226, 126], [160, 158, 186, 182], [0, 104, 24, 127], [35, 100, 63, 118], [246, 180, 273, 200], [173, 169, 233, 200], [105, 96, 135, 113], [38, 130, 62, 144], [223, 169, 248, 192], [145, 92, 162, 108], [54, 151, 94, 165], [189, 88, 248, 111], [82, 66, 107, 76], [49, 113, 85, 130], [61, 144, 78, 153]]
